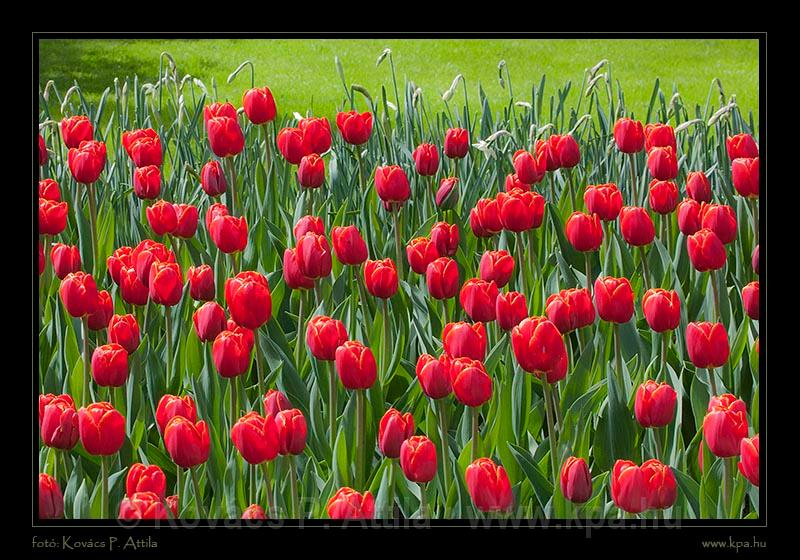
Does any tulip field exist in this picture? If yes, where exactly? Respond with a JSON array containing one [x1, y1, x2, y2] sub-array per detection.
[[36, 48, 761, 522]]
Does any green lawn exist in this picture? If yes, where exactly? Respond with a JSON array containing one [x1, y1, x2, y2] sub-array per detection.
[[38, 38, 759, 124]]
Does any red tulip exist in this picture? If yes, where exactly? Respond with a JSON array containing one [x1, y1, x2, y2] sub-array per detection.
[[430, 221, 459, 257], [276, 409, 307, 455], [364, 258, 398, 299], [379, 408, 415, 458], [535, 139, 558, 174], [122, 128, 162, 167], [613, 118, 645, 153], [699, 203, 737, 244], [449, 357, 492, 407], [60, 115, 93, 149], [241, 504, 266, 519], [406, 237, 439, 274], [108, 314, 141, 354], [545, 288, 595, 334], [107, 246, 133, 285], [207, 116, 245, 158], [415, 354, 452, 399], [479, 250, 514, 288], [400, 435, 437, 483], [548, 134, 580, 168], [644, 123, 676, 152], [648, 180, 679, 215], [209, 214, 248, 254], [685, 171, 711, 203], [327, 487, 374, 519], [641, 459, 677, 509], [687, 228, 726, 272], [425, 257, 459, 300], [120, 267, 149, 306], [59, 272, 98, 317], [193, 302, 227, 343], [584, 183, 623, 221], [726, 134, 758, 160], [460, 279, 499, 323], [375, 165, 411, 205], [436, 182, 458, 214], [200, 160, 227, 197], [50, 243, 81, 280], [294, 215, 325, 241], [204, 102, 237, 125], [686, 322, 730, 368], [225, 271, 272, 330], [497, 189, 534, 232], [39, 394, 78, 450], [132, 241, 174, 288], [731, 157, 759, 198], [39, 473, 64, 519], [164, 416, 210, 468], [299, 117, 332, 154], [231, 412, 279, 464], [465, 458, 513, 512], [512, 150, 542, 184], [412, 143, 439, 176], [565, 211, 603, 252], [442, 321, 486, 361], [39, 134, 49, 166], [242, 86, 277, 124], [306, 315, 348, 361], [496, 291, 528, 332], [126, 463, 167, 498], [91, 343, 128, 387], [647, 146, 678, 181], [511, 317, 568, 383], [212, 330, 252, 378], [336, 111, 373, 146], [87, 290, 113, 331], [39, 178, 61, 201], [118, 491, 168, 520], [469, 198, 503, 237], [173, 204, 199, 239], [641, 288, 680, 332], [677, 198, 701, 236], [335, 340, 377, 390], [187, 264, 215, 301], [619, 206, 655, 247], [264, 389, 292, 417], [39, 198, 68, 235], [296, 232, 332, 279], [205, 201, 231, 230], [703, 394, 748, 457], [148, 261, 183, 306], [444, 128, 469, 159], [611, 460, 647, 513], [277, 127, 308, 164], [634, 380, 677, 428], [297, 153, 325, 188], [283, 248, 315, 290], [68, 140, 106, 184], [78, 402, 125, 455], [593, 276, 634, 324], [146, 199, 178, 236], [742, 281, 759, 320], [156, 394, 197, 435], [738, 435, 759, 486], [133, 165, 161, 200], [331, 225, 368, 266], [560, 457, 592, 504]]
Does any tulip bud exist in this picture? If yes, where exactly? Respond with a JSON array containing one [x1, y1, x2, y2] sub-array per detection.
[[126, 463, 167, 498], [465, 458, 513, 512], [146, 199, 178, 236], [91, 343, 128, 387], [378, 408, 415, 458], [39, 394, 78, 450], [200, 160, 227, 197], [50, 243, 81, 280], [545, 288, 595, 334], [173, 204, 199, 239], [613, 118, 645, 154], [209, 214, 248, 254], [364, 258, 398, 299], [59, 272, 98, 317], [207, 116, 245, 158], [648, 180, 679, 214], [156, 394, 197, 435], [375, 165, 411, 205], [677, 198, 701, 236], [60, 115, 93, 149], [276, 409, 307, 456], [611, 459, 648, 513], [78, 402, 125, 455], [732, 157, 759, 198], [479, 250, 514, 288], [264, 389, 292, 417], [685, 171, 711, 203], [298, 153, 325, 188], [703, 394, 748, 457], [186, 264, 214, 302], [593, 276, 634, 324], [231, 412, 279, 464], [39, 178, 61, 201], [335, 340, 377, 390], [406, 237, 439, 274], [193, 302, 227, 343], [133, 165, 161, 200], [644, 123, 676, 152], [726, 133, 758, 160], [164, 416, 210, 468], [742, 281, 759, 320], [560, 457, 592, 504], [296, 232, 332, 279], [415, 354, 452, 399], [686, 322, 730, 368], [277, 127, 309, 164], [619, 206, 655, 247], [512, 150, 542, 184], [548, 134, 580, 168], [336, 111, 373, 146], [400, 435, 437, 483], [331, 225, 368, 266], [430, 221, 459, 257], [242, 86, 277, 124], [444, 128, 469, 159], [148, 261, 183, 307], [225, 271, 272, 330], [68, 140, 106, 184], [634, 380, 677, 427], [327, 487, 375, 519], [460, 278, 499, 323], [412, 143, 440, 176], [469, 198, 503, 237], [306, 315, 348, 361], [425, 257, 459, 300], [442, 321, 486, 361], [647, 146, 678, 181], [641, 459, 677, 509], [496, 291, 528, 332], [641, 288, 680, 332], [119, 491, 168, 519], [687, 228, 726, 272], [511, 317, 568, 383], [39, 198, 68, 235], [283, 248, 315, 290], [39, 473, 64, 519], [699, 203, 737, 245], [738, 434, 759, 486], [565, 211, 603, 252], [212, 330, 252, 378], [449, 357, 492, 407]]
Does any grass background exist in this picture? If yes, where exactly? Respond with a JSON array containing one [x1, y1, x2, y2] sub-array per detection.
[[38, 38, 759, 124]]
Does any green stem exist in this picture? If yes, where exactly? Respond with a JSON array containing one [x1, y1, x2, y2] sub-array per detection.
[[260, 462, 273, 517], [86, 182, 99, 276], [387, 459, 395, 518], [542, 380, 559, 486], [470, 406, 480, 462], [515, 233, 528, 296], [225, 156, 238, 217], [711, 270, 721, 322], [660, 333, 668, 382], [254, 329, 265, 402], [382, 298, 390, 380], [176, 467, 183, 518], [355, 147, 366, 193], [392, 206, 403, 278], [749, 198, 758, 246], [436, 399, 451, 512], [551, 382, 564, 433], [356, 389, 366, 489], [707, 368, 718, 397], [722, 457, 733, 518], [652, 427, 663, 461], [418, 483, 428, 519], [165, 305, 173, 389], [81, 316, 91, 407], [584, 251, 592, 293], [327, 360, 337, 455], [628, 153, 638, 206], [567, 167, 577, 211], [640, 247, 650, 290], [289, 455, 300, 518], [261, 122, 273, 178], [100, 455, 109, 519], [614, 323, 623, 385], [230, 378, 237, 429], [295, 291, 305, 373], [190, 467, 207, 518]]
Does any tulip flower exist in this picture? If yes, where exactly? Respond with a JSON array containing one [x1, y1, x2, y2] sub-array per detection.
[[105, 314, 139, 355], [78, 402, 125, 456], [126, 463, 167, 498], [677, 198, 702, 236], [91, 343, 128, 387], [225, 271, 272, 330], [293, 215, 324, 243], [641, 288, 680, 333], [209, 214, 248, 254], [634, 380, 677, 428], [469, 198, 503, 237], [512, 150, 542, 184], [647, 146, 678, 181], [207, 116, 245, 158], [496, 291, 528, 332], [283, 248, 315, 290], [119, 267, 149, 306], [133, 165, 161, 200], [613, 118, 645, 154], [298, 116, 332, 154], [122, 128, 162, 167], [738, 435, 759, 487], [336, 111, 373, 146], [548, 134, 580, 168], [375, 165, 411, 206], [39, 198, 68, 236], [327, 487, 375, 519], [242, 86, 277, 124], [39, 178, 61, 201], [444, 127, 469, 159], [479, 250, 515, 288], [594, 276, 634, 324], [334, 340, 377, 390], [584, 183, 623, 221], [306, 315, 348, 361], [505, 173, 531, 192], [426, 257, 459, 302], [497, 188, 535, 232], [193, 302, 227, 343], [400, 437, 438, 512], [276, 408, 307, 456], [364, 258, 398, 299], [277, 127, 308, 164], [173, 204, 199, 239], [648, 180, 679, 215], [442, 321, 486, 361], [379, 408, 415, 459], [465, 458, 513, 513], [726, 133, 758, 160], [644, 123, 676, 152], [297, 152, 325, 190], [331, 225, 368, 265], [641, 459, 677, 510], [203, 102, 237, 125], [156, 394, 197, 435], [460, 279, 499, 323], [241, 504, 266, 519], [560, 457, 592, 504], [186, 264, 215, 301], [703, 394, 748, 458], [435, 176, 460, 210], [263, 389, 292, 417], [212, 330, 252, 378], [699, 203, 737, 245], [406, 237, 439, 274], [565, 211, 603, 252], [296, 232, 332, 279], [164, 416, 210, 468], [119, 491, 169, 520], [412, 143, 439, 176], [146, 199, 178, 236], [68, 140, 106, 184], [685, 171, 712, 203], [430, 221, 460, 257], [545, 288, 595, 334], [86, 290, 113, 331], [752, 244, 759, 275], [106, 246, 133, 285], [200, 160, 227, 197], [688, 228, 727, 272], [611, 460, 648, 514], [59, 272, 98, 318], [39, 134, 49, 166], [619, 206, 655, 247], [511, 317, 568, 383], [231, 412, 279, 464], [449, 356, 493, 409], [39, 394, 78, 450], [686, 321, 730, 369], [39, 473, 64, 519], [742, 281, 759, 320], [148, 262, 183, 307], [60, 115, 93, 149], [50, 243, 81, 280]]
